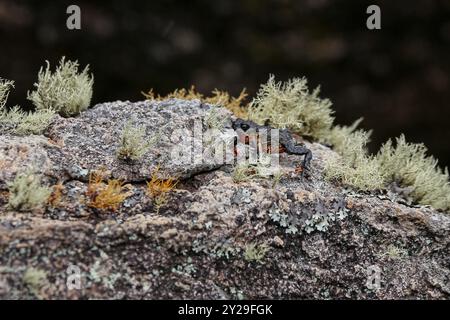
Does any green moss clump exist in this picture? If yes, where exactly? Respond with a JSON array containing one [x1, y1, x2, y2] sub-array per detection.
[[27, 57, 93, 117], [324, 130, 385, 191], [377, 135, 450, 210], [248, 75, 334, 141], [7, 169, 52, 212]]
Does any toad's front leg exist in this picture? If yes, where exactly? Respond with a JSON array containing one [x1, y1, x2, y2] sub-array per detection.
[[280, 129, 312, 178]]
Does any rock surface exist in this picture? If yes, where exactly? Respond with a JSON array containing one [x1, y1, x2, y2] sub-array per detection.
[[0, 99, 449, 299]]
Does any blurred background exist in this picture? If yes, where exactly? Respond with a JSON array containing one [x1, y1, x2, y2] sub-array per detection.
[[0, 0, 449, 165]]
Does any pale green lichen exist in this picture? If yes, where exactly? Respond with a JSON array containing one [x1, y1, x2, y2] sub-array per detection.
[[23, 267, 48, 298], [248, 75, 334, 140], [325, 118, 364, 154], [1, 79, 54, 135], [0, 78, 14, 109], [205, 106, 227, 131], [27, 57, 93, 117], [376, 135, 450, 211], [116, 122, 155, 161], [0, 106, 55, 135], [7, 169, 52, 211], [232, 157, 281, 183], [243, 242, 270, 263], [377, 244, 408, 260], [324, 130, 385, 191]]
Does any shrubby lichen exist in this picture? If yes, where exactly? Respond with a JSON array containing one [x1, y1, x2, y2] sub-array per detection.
[[116, 122, 151, 161], [0, 79, 55, 135], [27, 57, 93, 117], [1, 106, 55, 135], [0, 78, 14, 108], [376, 135, 450, 210], [324, 130, 385, 191], [7, 169, 52, 211], [325, 118, 363, 154], [248, 75, 334, 141], [23, 267, 48, 298]]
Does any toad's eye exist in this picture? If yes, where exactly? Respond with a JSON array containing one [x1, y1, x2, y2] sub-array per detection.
[[241, 123, 250, 131]]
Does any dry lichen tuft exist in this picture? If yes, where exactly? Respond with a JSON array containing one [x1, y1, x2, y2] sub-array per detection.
[[7, 169, 52, 212], [1, 79, 55, 135], [324, 130, 385, 191], [377, 135, 450, 211], [0, 78, 14, 109], [248, 75, 334, 141], [27, 57, 93, 117]]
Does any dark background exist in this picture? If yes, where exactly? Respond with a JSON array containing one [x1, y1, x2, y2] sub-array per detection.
[[1, 0, 449, 166]]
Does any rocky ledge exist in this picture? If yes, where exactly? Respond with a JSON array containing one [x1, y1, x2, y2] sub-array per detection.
[[0, 99, 449, 299]]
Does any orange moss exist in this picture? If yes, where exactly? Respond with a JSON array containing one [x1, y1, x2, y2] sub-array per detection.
[[146, 167, 178, 212], [142, 85, 249, 118], [146, 173, 178, 199], [87, 171, 132, 211], [48, 182, 64, 207]]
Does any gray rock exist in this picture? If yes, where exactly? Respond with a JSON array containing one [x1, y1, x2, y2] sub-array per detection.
[[0, 99, 449, 299]]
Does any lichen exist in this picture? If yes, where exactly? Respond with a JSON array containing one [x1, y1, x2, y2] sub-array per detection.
[[7, 169, 52, 212], [116, 122, 153, 161], [324, 130, 385, 191], [23, 268, 47, 299], [27, 57, 93, 117], [248, 75, 334, 141], [0, 78, 14, 109], [244, 242, 270, 263], [377, 135, 450, 211], [0, 79, 55, 135]]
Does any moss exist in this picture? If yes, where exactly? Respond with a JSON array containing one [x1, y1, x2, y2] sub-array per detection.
[[47, 182, 64, 208], [377, 135, 450, 210], [143, 85, 249, 118], [27, 57, 93, 117], [205, 88, 248, 119], [248, 75, 334, 140], [324, 130, 385, 191], [87, 171, 132, 212], [146, 167, 178, 212], [7, 169, 52, 212]]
